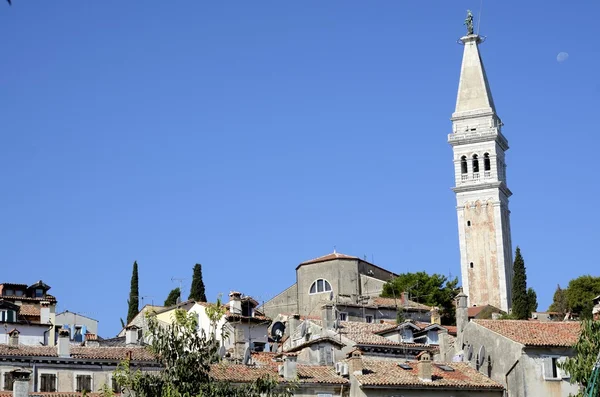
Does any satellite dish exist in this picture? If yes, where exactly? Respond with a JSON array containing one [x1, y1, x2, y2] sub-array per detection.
[[477, 345, 486, 367], [242, 346, 251, 365], [271, 321, 285, 342], [466, 344, 473, 361], [218, 344, 226, 359]]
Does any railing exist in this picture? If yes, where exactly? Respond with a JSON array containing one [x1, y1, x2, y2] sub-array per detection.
[[484, 171, 491, 179], [459, 171, 496, 184], [473, 172, 480, 181]]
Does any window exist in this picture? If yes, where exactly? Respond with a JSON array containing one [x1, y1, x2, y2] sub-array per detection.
[[484, 153, 491, 171], [35, 289, 44, 298], [472, 154, 479, 173], [427, 330, 439, 345], [543, 356, 568, 381], [467, 220, 471, 226], [74, 326, 83, 343], [460, 156, 468, 174], [111, 377, 120, 393], [40, 374, 56, 392], [4, 289, 13, 296], [338, 312, 348, 321], [0, 310, 15, 322], [401, 328, 413, 342], [15, 290, 23, 297], [470, 262, 474, 269], [365, 315, 373, 324], [76, 375, 92, 392], [309, 279, 332, 294], [3, 372, 14, 391]]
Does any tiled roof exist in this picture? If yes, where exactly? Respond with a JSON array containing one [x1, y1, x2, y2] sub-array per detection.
[[473, 320, 581, 347], [210, 363, 348, 385], [250, 351, 279, 365], [0, 344, 156, 361], [19, 304, 41, 317], [371, 297, 432, 311], [356, 359, 504, 390], [299, 252, 359, 265], [337, 321, 429, 348], [0, 295, 57, 303], [285, 336, 345, 353]]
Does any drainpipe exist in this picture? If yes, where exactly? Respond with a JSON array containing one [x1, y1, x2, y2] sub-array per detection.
[[33, 362, 38, 392], [504, 359, 519, 397]]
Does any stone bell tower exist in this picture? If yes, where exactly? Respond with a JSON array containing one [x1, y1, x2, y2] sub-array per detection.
[[448, 19, 514, 313]]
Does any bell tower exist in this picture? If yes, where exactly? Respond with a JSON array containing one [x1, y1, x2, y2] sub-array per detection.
[[448, 22, 514, 312]]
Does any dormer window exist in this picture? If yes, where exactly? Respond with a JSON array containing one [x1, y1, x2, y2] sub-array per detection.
[[4, 289, 14, 296], [309, 279, 332, 294], [401, 328, 414, 342], [35, 289, 44, 298]]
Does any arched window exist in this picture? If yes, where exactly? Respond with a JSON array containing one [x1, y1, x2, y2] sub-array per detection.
[[472, 154, 479, 173], [309, 279, 332, 294], [461, 156, 468, 174], [484, 153, 491, 171]]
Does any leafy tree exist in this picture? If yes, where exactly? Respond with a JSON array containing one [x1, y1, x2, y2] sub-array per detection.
[[113, 308, 295, 397], [565, 276, 600, 320], [127, 261, 140, 324], [527, 287, 538, 314], [511, 247, 531, 320], [558, 319, 600, 396], [548, 284, 569, 316], [164, 288, 181, 307], [382, 271, 460, 325], [189, 263, 207, 302]]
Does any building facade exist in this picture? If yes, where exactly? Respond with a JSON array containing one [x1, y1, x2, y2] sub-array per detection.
[[448, 32, 514, 312]]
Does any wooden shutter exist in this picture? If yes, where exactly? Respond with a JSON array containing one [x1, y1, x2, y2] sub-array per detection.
[[83, 375, 92, 391], [76, 375, 82, 392], [542, 357, 554, 380], [325, 345, 333, 365], [4, 373, 14, 391], [318, 345, 326, 365]]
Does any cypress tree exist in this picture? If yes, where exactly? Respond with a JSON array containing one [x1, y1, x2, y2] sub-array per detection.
[[188, 263, 207, 302], [164, 287, 181, 306], [511, 247, 530, 319], [127, 261, 140, 323]]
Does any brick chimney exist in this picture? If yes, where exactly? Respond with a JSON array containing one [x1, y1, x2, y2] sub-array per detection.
[[282, 354, 298, 380], [229, 291, 242, 315], [11, 369, 32, 397], [57, 328, 70, 358], [348, 349, 363, 375], [417, 351, 432, 382], [8, 329, 19, 347], [85, 332, 100, 347]]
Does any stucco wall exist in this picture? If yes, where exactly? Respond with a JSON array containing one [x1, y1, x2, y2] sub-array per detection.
[[262, 283, 298, 320], [55, 312, 99, 335], [0, 325, 48, 346]]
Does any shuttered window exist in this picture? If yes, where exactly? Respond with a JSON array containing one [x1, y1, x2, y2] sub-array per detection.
[[3, 372, 14, 391], [111, 377, 120, 393], [542, 356, 562, 380], [76, 375, 92, 392], [40, 374, 56, 392]]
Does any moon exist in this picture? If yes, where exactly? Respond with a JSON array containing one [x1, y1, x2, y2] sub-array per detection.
[[557, 52, 569, 63]]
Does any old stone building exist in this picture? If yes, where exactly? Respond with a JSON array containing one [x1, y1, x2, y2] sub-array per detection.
[[448, 30, 514, 312]]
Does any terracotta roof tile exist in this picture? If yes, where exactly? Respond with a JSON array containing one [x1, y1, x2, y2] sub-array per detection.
[[210, 363, 348, 384], [0, 345, 156, 361], [337, 321, 430, 348], [371, 297, 432, 311], [473, 319, 581, 347], [356, 359, 504, 389], [19, 304, 41, 317], [299, 252, 359, 265]]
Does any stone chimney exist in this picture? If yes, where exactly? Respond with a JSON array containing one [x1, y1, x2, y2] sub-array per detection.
[[348, 349, 363, 375], [11, 369, 32, 397], [229, 291, 242, 315], [57, 328, 70, 358], [288, 314, 300, 337], [40, 302, 50, 324], [8, 329, 19, 347], [430, 307, 441, 325], [455, 292, 468, 350], [400, 291, 408, 305], [282, 354, 298, 380], [85, 332, 100, 347], [125, 325, 140, 345], [234, 326, 247, 360], [321, 304, 335, 333], [417, 351, 432, 382]]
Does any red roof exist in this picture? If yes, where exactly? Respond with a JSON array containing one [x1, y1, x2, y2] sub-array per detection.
[[355, 359, 503, 390], [299, 251, 359, 266], [473, 320, 581, 347], [0, 345, 156, 361], [210, 363, 347, 385]]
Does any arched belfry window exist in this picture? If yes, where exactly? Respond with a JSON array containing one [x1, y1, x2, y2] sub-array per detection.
[[484, 153, 491, 171], [461, 156, 468, 174], [472, 154, 479, 173], [310, 279, 332, 294]]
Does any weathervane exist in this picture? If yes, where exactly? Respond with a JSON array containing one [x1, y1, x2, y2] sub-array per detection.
[[464, 10, 474, 35]]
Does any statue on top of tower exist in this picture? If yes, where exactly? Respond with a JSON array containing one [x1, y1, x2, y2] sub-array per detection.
[[464, 10, 474, 35]]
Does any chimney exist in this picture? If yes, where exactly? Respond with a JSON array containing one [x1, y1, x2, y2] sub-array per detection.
[[400, 291, 408, 305], [455, 292, 468, 350], [85, 333, 100, 347], [125, 325, 140, 345], [229, 291, 242, 315], [348, 349, 363, 375], [57, 328, 70, 358], [321, 304, 335, 333], [11, 369, 32, 397], [40, 302, 50, 324], [8, 329, 20, 347], [417, 351, 433, 382], [282, 354, 298, 380], [234, 326, 246, 360], [288, 314, 300, 337], [430, 307, 441, 325]]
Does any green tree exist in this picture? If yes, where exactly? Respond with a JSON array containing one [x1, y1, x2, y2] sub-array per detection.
[[381, 271, 459, 325], [565, 276, 600, 320], [527, 287, 538, 314], [511, 247, 531, 320], [113, 308, 295, 397], [164, 288, 181, 307], [558, 319, 600, 396], [548, 284, 569, 317], [189, 263, 207, 302], [127, 261, 140, 323]]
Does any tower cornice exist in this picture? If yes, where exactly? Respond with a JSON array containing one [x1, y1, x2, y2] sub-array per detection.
[[448, 130, 509, 151], [451, 181, 512, 198]]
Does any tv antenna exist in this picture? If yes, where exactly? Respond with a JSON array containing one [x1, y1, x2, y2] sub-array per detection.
[[171, 277, 186, 298], [477, 0, 484, 35]]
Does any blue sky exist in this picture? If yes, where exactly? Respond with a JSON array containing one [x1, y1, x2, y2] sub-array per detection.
[[1, 1, 598, 337]]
